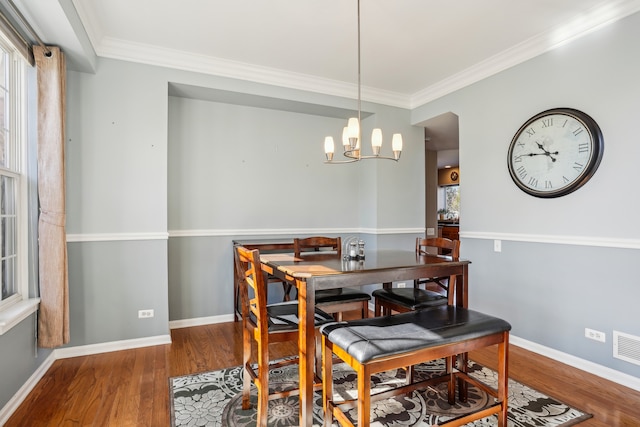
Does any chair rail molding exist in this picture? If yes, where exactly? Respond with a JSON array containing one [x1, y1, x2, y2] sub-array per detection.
[[66, 232, 169, 242], [461, 231, 640, 250]]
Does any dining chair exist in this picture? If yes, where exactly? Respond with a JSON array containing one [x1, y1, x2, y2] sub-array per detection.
[[292, 236, 371, 320], [234, 245, 335, 426], [372, 237, 460, 316]]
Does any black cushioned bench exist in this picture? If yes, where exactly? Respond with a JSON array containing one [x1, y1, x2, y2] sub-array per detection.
[[320, 305, 511, 427]]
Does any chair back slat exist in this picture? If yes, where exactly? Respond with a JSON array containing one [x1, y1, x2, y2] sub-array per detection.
[[294, 236, 342, 257], [415, 237, 460, 305], [415, 237, 460, 258], [234, 245, 268, 330]]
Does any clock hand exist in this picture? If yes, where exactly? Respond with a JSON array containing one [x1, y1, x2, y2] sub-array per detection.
[[523, 152, 549, 157], [534, 141, 559, 162]]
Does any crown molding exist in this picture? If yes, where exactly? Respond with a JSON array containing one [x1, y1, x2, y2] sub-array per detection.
[[410, 0, 640, 108], [73, 0, 640, 110], [97, 36, 412, 109]]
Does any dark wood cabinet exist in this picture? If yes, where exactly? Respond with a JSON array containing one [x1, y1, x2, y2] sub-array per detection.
[[439, 225, 459, 241]]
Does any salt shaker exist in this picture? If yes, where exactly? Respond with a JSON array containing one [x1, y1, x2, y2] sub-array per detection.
[[349, 242, 357, 260], [358, 240, 365, 260]]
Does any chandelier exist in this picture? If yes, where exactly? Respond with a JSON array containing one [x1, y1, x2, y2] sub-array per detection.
[[324, 0, 402, 163]]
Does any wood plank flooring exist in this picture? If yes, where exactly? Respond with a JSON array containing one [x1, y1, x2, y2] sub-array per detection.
[[5, 320, 640, 426]]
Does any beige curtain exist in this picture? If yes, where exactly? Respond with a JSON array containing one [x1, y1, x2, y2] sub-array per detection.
[[34, 45, 69, 348]]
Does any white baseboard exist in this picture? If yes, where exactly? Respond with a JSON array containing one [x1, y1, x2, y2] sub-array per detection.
[[510, 335, 640, 392], [0, 351, 56, 426], [169, 314, 235, 329], [54, 334, 172, 359]]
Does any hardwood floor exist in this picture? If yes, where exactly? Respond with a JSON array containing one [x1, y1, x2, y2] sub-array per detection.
[[5, 320, 640, 426]]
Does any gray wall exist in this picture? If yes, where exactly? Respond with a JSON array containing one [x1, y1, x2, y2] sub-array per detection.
[[413, 12, 640, 377], [3, 6, 640, 415], [166, 95, 421, 317]]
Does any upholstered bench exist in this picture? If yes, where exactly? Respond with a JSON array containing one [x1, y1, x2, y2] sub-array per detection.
[[320, 305, 511, 427]]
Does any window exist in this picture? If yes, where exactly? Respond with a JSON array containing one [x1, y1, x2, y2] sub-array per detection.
[[0, 34, 29, 314], [437, 185, 460, 219], [444, 185, 460, 218]]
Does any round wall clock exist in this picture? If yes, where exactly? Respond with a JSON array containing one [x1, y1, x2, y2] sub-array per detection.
[[507, 107, 604, 198]]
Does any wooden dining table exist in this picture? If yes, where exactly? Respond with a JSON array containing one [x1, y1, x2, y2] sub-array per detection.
[[260, 249, 471, 427]]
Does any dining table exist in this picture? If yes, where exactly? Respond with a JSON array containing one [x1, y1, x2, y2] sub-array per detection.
[[259, 249, 471, 427]]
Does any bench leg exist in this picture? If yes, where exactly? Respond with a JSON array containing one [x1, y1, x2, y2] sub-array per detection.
[[322, 336, 334, 427], [357, 364, 372, 427], [497, 332, 509, 427]]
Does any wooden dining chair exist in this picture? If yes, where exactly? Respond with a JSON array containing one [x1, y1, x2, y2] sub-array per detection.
[[373, 237, 460, 316], [234, 245, 334, 426], [292, 236, 371, 320]]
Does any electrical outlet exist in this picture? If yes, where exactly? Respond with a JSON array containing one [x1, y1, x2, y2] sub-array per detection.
[[138, 309, 154, 319], [493, 239, 502, 252], [397, 282, 406, 288], [585, 328, 606, 342], [426, 227, 435, 236]]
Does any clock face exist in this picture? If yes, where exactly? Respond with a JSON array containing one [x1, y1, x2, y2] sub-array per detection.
[[507, 108, 604, 198]]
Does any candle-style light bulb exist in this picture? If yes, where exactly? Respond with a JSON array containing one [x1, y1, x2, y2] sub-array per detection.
[[392, 133, 403, 160], [324, 136, 335, 161]]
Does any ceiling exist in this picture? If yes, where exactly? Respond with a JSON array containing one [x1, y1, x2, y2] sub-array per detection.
[[10, 0, 640, 167]]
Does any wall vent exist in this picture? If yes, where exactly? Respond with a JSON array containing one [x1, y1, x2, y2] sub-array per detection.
[[613, 331, 640, 366]]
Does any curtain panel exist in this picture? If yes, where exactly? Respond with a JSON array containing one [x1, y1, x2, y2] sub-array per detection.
[[34, 45, 69, 348]]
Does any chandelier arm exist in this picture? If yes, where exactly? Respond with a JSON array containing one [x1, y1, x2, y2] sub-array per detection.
[[324, 158, 360, 164]]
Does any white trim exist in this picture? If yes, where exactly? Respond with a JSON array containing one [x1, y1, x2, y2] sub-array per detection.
[[74, 0, 640, 109], [409, 0, 640, 107], [54, 334, 172, 359], [94, 36, 411, 109], [63, 229, 640, 249], [66, 232, 169, 242], [168, 228, 424, 238], [0, 298, 39, 335], [169, 314, 234, 329], [461, 231, 640, 250], [511, 335, 640, 392], [64, 228, 425, 241], [0, 351, 56, 426]]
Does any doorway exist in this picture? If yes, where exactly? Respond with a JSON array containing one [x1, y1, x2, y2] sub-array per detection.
[[417, 112, 459, 239]]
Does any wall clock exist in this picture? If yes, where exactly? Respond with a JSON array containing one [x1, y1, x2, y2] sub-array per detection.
[[507, 107, 604, 198]]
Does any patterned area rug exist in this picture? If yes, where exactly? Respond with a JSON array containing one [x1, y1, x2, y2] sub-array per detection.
[[170, 359, 592, 426]]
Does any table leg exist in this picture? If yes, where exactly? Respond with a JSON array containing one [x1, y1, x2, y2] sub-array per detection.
[[298, 277, 315, 427]]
